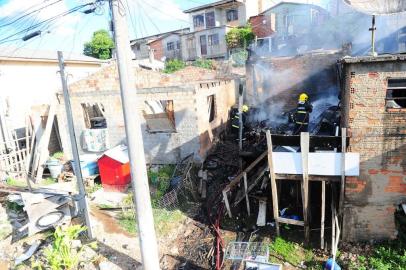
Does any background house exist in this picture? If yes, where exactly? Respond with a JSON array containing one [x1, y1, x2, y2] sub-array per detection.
[[259, 2, 329, 55], [181, 0, 273, 60], [130, 28, 189, 61], [0, 48, 104, 144]]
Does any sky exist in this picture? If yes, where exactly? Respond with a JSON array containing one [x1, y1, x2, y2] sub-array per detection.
[[0, 0, 327, 55]]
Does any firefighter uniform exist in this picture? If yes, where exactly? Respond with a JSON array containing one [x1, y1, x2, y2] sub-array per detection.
[[231, 105, 249, 136], [294, 93, 313, 134]]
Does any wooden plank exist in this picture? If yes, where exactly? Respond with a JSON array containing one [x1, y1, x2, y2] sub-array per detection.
[[321, 181, 326, 250], [277, 217, 305, 226], [339, 128, 346, 216], [225, 151, 267, 190], [223, 190, 232, 218], [301, 132, 310, 245], [233, 165, 267, 206], [243, 172, 250, 216], [201, 170, 207, 199], [35, 101, 57, 181], [266, 130, 280, 236], [257, 200, 267, 226], [331, 186, 336, 255], [275, 174, 340, 182]]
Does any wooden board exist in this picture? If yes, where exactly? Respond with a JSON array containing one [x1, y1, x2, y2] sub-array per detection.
[[257, 200, 267, 227]]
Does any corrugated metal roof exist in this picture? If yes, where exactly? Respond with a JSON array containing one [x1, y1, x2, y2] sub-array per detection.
[[184, 0, 241, 13], [344, 0, 406, 15], [0, 47, 104, 63]]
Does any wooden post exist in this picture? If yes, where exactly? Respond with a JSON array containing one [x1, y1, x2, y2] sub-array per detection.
[[321, 181, 326, 249], [300, 132, 310, 245], [266, 130, 280, 236], [331, 186, 336, 255], [201, 170, 207, 199], [339, 128, 346, 217], [223, 189, 232, 218], [243, 172, 251, 216]]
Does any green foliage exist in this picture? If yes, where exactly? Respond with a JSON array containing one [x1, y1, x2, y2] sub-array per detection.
[[163, 59, 186, 73], [51, 152, 64, 160], [41, 177, 56, 186], [83, 29, 114, 60], [5, 177, 26, 187], [86, 183, 103, 194], [269, 237, 301, 266], [225, 25, 254, 49], [352, 242, 406, 270], [192, 58, 214, 70], [148, 165, 174, 205], [43, 225, 87, 270]]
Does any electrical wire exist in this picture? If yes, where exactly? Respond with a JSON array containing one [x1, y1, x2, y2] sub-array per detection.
[[0, 0, 63, 28], [0, 3, 93, 45], [137, 0, 191, 24], [135, 0, 161, 35]]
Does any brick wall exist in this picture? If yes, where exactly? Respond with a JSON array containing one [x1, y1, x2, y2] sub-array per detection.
[[341, 59, 406, 241], [57, 62, 235, 164], [249, 14, 275, 38], [246, 51, 343, 111], [149, 39, 164, 61]]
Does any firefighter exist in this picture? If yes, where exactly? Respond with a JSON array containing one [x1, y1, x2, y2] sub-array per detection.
[[231, 105, 249, 137], [294, 93, 313, 134]]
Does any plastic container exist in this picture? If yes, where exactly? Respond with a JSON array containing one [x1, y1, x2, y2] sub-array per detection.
[[47, 160, 63, 179], [71, 154, 99, 178], [97, 145, 131, 192]]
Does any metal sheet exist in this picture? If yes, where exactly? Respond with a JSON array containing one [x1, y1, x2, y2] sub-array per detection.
[[344, 0, 406, 15]]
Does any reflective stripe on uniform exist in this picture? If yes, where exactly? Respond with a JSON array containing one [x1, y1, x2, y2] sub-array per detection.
[[232, 125, 239, 128], [295, 122, 308, 125], [297, 111, 307, 114]]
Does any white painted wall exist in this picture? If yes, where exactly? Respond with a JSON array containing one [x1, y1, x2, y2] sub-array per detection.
[[0, 60, 103, 129]]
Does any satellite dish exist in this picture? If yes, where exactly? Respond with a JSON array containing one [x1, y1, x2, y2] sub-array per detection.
[[344, 0, 406, 15]]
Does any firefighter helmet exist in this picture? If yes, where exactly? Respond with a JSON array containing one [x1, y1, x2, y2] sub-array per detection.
[[242, 105, 249, 113], [299, 93, 309, 102]]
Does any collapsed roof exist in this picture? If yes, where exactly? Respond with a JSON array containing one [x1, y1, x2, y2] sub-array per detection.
[[344, 0, 406, 15]]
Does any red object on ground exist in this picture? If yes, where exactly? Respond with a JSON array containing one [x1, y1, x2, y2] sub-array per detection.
[[98, 145, 131, 192]]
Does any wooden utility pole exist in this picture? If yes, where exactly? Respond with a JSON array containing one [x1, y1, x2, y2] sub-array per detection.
[[109, 1, 160, 269], [57, 51, 93, 238]]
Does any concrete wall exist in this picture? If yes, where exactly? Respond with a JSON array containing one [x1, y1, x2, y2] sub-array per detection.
[[162, 34, 182, 60], [341, 59, 406, 241], [57, 62, 236, 164], [195, 80, 236, 158]]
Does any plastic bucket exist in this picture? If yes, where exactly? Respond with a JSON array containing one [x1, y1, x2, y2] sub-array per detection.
[[47, 160, 63, 179]]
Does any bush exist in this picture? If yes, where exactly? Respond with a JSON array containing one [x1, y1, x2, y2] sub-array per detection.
[[193, 58, 214, 70], [163, 59, 186, 73], [226, 25, 255, 49]]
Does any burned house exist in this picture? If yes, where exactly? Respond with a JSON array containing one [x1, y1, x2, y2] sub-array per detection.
[[340, 54, 406, 241], [56, 64, 236, 164]]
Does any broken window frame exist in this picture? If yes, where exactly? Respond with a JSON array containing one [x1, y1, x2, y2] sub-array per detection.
[[193, 14, 204, 28], [81, 103, 107, 129], [143, 100, 176, 133], [386, 78, 406, 110], [207, 95, 216, 123]]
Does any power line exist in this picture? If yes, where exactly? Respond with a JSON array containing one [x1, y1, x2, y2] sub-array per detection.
[[136, 0, 161, 35], [124, 0, 138, 39], [137, 0, 191, 24], [0, 3, 93, 44], [0, 0, 63, 28]]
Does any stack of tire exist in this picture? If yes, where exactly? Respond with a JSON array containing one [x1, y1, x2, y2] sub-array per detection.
[[395, 204, 406, 243]]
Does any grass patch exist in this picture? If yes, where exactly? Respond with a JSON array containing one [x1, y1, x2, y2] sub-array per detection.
[[5, 177, 27, 187], [117, 208, 186, 237], [41, 177, 56, 186], [354, 242, 406, 270], [86, 183, 102, 194], [269, 237, 302, 266]]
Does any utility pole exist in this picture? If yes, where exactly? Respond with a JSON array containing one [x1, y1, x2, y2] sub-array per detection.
[[109, 1, 160, 269], [57, 51, 93, 238]]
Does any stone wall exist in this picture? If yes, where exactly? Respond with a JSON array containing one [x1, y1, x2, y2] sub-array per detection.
[[341, 58, 406, 241]]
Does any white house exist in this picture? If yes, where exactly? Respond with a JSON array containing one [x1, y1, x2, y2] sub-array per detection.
[[182, 0, 273, 60], [0, 48, 105, 138]]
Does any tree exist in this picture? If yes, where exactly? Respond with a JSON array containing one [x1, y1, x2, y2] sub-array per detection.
[[83, 29, 114, 60], [225, 25, 255, 49]]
